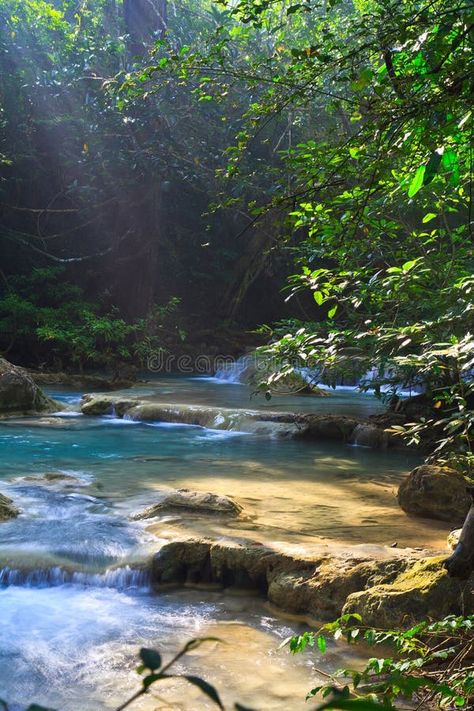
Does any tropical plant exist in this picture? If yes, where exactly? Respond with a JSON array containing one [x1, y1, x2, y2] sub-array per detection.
[[288, 612, 474, 709]]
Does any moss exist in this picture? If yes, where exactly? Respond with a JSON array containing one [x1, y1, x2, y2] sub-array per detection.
[[343, 556, 471, 627]]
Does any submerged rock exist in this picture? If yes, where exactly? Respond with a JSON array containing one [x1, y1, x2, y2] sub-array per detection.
[[0, 493, 19, 521], [0, 357, 57, 416], [44, 472, 80, 482], [150, 538, 462, 625], [132, 489, 243, 519], [343, 556, 470, 627], [397, 464, 472, 524]]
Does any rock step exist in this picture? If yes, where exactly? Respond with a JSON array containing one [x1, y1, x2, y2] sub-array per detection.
[[80, 394, 397, 446], [150, 539, 473, 627]]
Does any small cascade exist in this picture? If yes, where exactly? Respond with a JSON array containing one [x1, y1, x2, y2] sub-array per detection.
[[214, 355, 253, 383], [0, 564, 151, 591]]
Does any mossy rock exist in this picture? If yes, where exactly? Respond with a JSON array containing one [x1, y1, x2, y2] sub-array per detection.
[[398, 464, 471, 525], [0, 493, 19, 521], [0, 357, 57, 415], [343, 556, 472, 627]]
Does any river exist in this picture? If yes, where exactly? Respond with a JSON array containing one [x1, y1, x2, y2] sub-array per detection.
[[0, 375, 450, 709]]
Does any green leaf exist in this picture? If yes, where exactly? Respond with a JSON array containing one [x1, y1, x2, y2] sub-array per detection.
[[408, 165, 426, 197], [422, 213, 437, 223], [423, 150, 442, 186], [328, 305, 338, 319], [181, 675, 224, 709], [139, 648, 162, 671], [313, 291, 324, 305], [317, 634, 327, 653]]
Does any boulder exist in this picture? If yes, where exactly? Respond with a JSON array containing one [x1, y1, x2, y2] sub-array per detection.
[[397, 465, 472, 524], [343, 557, 471, 627], [350, 423, 390, 449], [0, 358, 57, 415], [298, 414, 360, 441], [132, 489, 243, 519], [0, 493, 19, 521], [267, 557, 404, 620]]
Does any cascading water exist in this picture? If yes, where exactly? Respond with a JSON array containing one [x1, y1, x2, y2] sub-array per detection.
[[213, 354, 253, 383], [0, 564, 150, 590], [0, 378, 442, 709]]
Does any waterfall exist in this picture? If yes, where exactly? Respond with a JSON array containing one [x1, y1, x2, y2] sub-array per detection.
[[214, 355, 253, 384], [0, 564, 151, 591]]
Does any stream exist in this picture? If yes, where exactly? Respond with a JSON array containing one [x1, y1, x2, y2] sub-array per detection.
[[0, 375, 451, 710]]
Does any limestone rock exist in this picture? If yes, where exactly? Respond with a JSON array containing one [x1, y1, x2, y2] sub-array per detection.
[[343, 557, 471, 627], [350, 423, 390, 449], [132, 489, 243, 519], [0, 493, 19, 521], [80, 394, 399, 448], [267, 557, 405, 620], [81, 395, 135, 417], [151, 539, 415, 621], [397, 465, 471, 524], [299, 414, 360, 441], [0, 357, 57, 416]]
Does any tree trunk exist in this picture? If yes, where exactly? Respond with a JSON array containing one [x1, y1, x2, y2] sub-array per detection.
[[123, 0, 167, 56], [445, 487, 474, 579]]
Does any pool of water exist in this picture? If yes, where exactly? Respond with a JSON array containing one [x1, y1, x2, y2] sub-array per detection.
[[0, 377, 448, 709]]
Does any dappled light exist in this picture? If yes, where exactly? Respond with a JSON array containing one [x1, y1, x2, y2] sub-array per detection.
[[0, 0, 472, 709]]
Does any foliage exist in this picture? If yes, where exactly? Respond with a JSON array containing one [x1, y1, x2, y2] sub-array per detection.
[[153, 0, 473, 468], [0, 266, 180, 371], [0, 0, 293, 329], [288, 613, 474, 709]]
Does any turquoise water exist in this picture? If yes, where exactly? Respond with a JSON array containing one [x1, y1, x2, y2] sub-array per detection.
[[0, 378, 445, 710], [108, 373, 386, 415]]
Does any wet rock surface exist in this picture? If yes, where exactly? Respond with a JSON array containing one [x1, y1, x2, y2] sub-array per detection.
[[0, 358, 58, 416], [0, 493, 19, 521], [398, 464, 472, 524], [150, 538, 469, 626], [131, 489, 243, 519], [80, 394, 396, 446]]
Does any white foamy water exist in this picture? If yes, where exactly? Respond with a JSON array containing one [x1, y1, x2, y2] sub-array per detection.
[[0, 584, 214, 710]]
